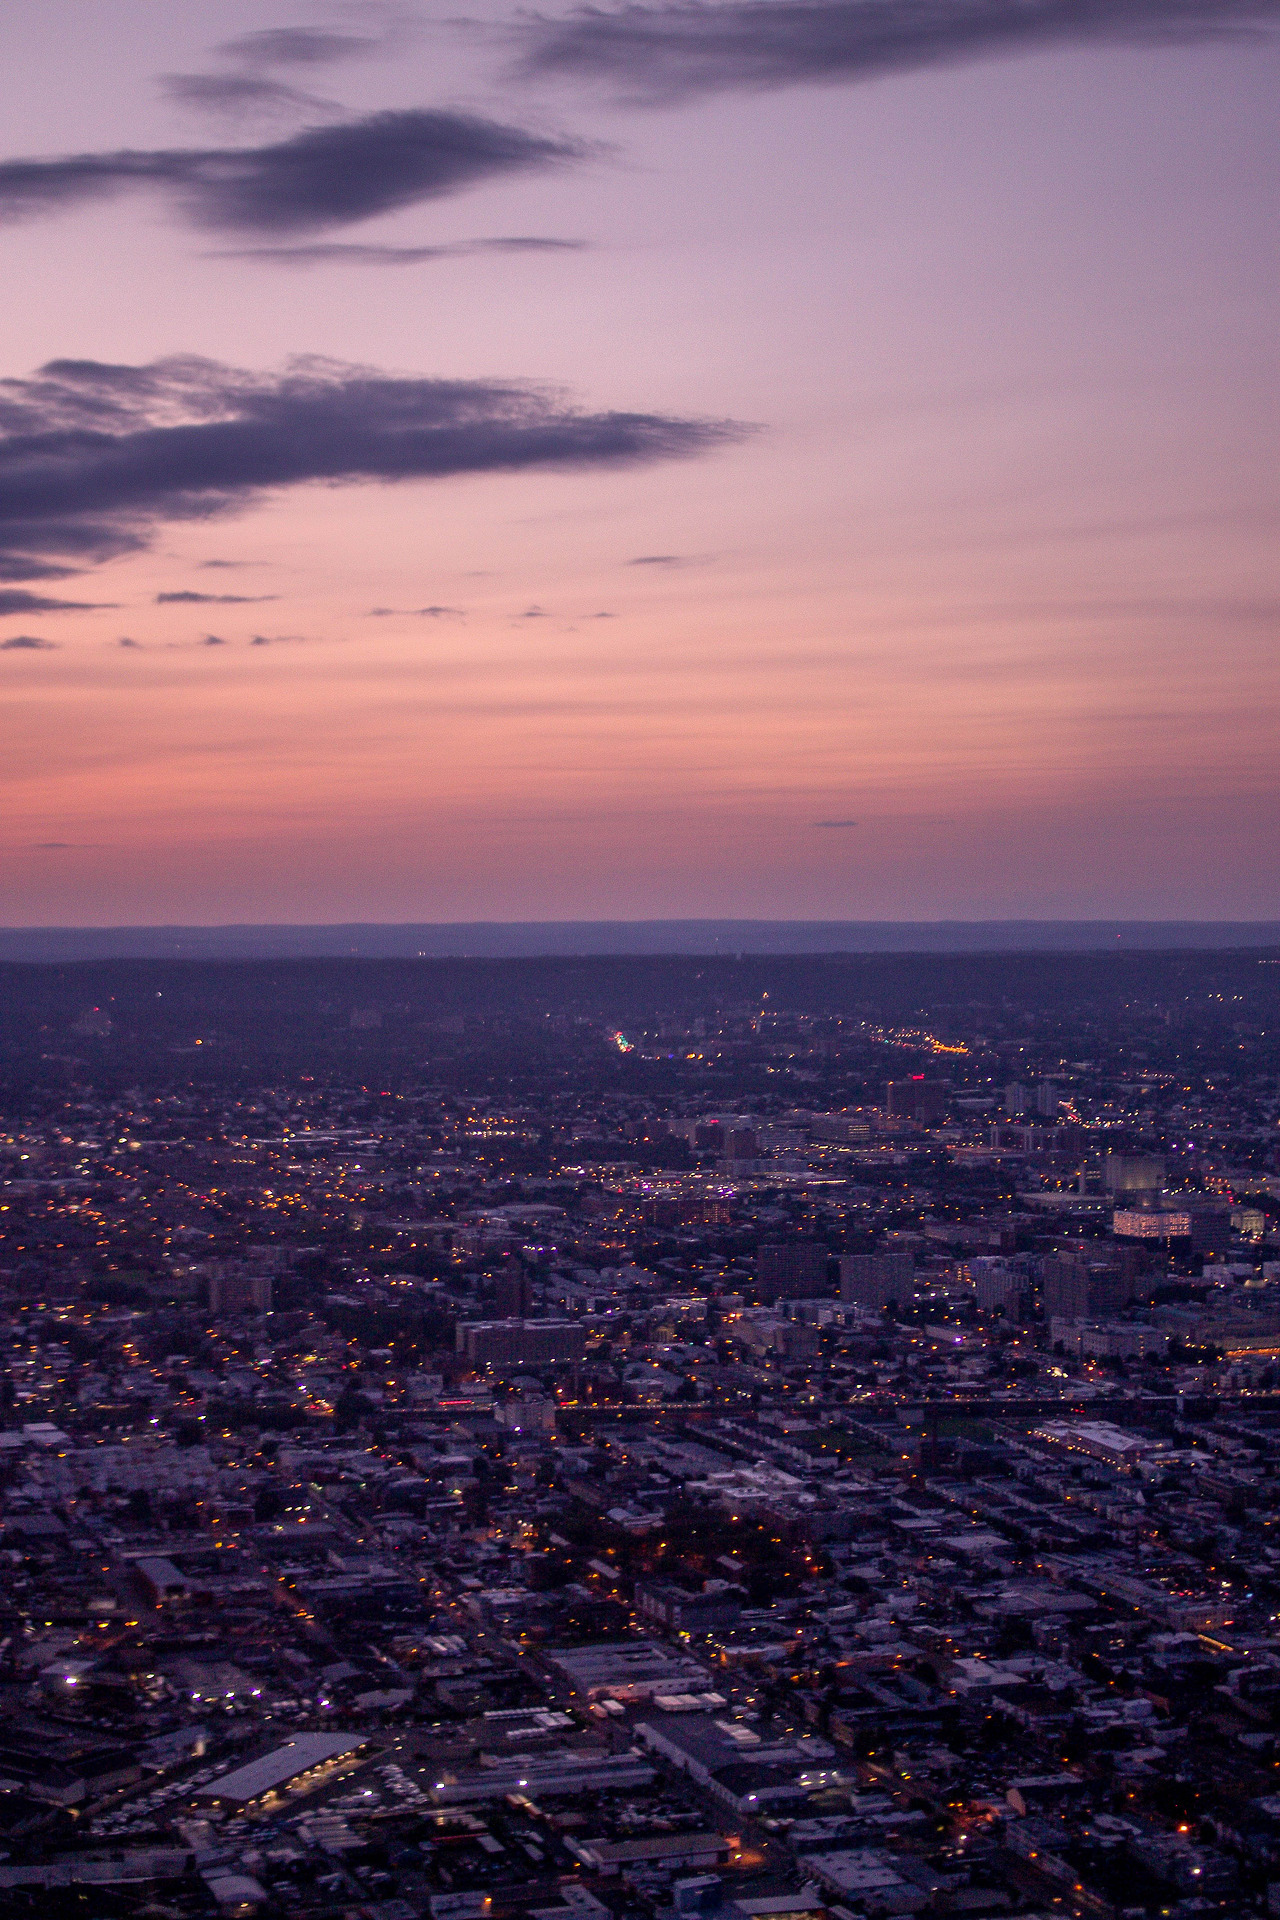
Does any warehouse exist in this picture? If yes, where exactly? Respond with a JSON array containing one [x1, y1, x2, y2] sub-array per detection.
[[543, 1639, 711, 1702], [195, 1736, 365, 1811], [568, 1833, 734, 1875]]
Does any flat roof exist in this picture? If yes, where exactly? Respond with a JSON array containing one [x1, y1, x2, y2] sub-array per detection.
[[196, 1736, 361, 1805], [547, 1640, 707, 1681], [577, 1834, 729, 1865]]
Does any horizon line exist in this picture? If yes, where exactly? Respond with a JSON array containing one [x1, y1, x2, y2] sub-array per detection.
[[2, 917, 1279, 962]]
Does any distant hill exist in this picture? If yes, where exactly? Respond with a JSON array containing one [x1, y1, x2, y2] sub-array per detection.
[[2, 921, 1278, 961]]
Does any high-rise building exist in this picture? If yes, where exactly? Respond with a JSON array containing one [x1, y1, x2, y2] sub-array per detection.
[[1041, 1253, 1132, 1320], [494, 1267, 534, 1318], [1188, 1205, 1232, 1256], [756, 1242, 830, 1301], [207, 1270, 272, 1314], [839, 1251, 914, 1309], [1004, 1083, 1028, 1116], [642, 1195, 731, 1227], [967, 1258, 1024, 1313], [458, 1320, 585, 1371], [1105, 1153, 1165, 1196], [885, 1079, 950, 1125], [1035, 1080, 1060, 1117]]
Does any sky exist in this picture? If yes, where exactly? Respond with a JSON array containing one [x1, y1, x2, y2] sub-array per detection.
[[0, 0, 1277, 926]]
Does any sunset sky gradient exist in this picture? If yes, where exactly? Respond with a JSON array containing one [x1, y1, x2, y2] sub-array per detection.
[[1, 0, 1277, 924]]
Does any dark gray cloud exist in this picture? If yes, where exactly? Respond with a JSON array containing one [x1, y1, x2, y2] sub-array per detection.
[[155, 590, 278, 603], [0, 554, 75, 581], [158, 72, 336, 120], [0, 354, 741, 583], [517, 0, 1280, 102], [0, 634, 56, 650], [368, 604, 466, 616], [166, 14, 424, 117], [214, 236, 590, 264], [216, 27, 384, 67], [629, 552, 684, 564], [814, 817, 859, 827], [0, 110, 582, 236], [0, 587, 107, 614]]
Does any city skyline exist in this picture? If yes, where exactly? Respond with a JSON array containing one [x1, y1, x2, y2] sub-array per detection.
[[1, 1, 1277, 924]]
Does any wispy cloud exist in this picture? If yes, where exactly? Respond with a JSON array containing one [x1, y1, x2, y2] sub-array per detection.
[[813, 817, 859, 827], [158, 72, 337, 122], [162, 10, 425, 119], [155, 589, 278, 603], [213, 235, 591, 264], [368, 604, 466, 616], [1, 633, 56, 650], [0, 554, 76, 582], [216, 24, 400, 68], [0, 109, 583, 236], [516, 0, 1280, 103], [0, 588, 110, 614], [0, 354, 743, 584]]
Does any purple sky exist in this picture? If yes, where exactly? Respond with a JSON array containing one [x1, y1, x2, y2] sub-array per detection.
[[1, 0, 1277, 923]]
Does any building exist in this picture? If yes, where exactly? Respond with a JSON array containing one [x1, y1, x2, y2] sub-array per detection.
[[809, 1112, 874, 1143], [1041, 1253, 1133, 1319], [208, 1270, 272, 1314], [569, 1835, 734, 1876], [195, 1736, 365, 1811], [496, 1393, 556, 1434], [1114, 1206, 1191, 1241], [635, 1577, 743, 1635], [988, 1124, 1048, 1152], [494, 1267, 534, 1318], [458, 1320, 585, 1371], [634, 1716, 847, 1815], [1031, 1420, 1162, 1471], [134, 1556, 188, 1607], [803, 1851, 923, 1908], [756, 1243, 829, 1302], [1105, 1153, 1165, 1196], [1050, 1319, 1169, 1359], [885, 1079, 949, 1125], [839, 1252, 913, 1309], [643, 1194, 731, 1227], [967, 1259, 1023, 1314], [1188, 1204, 1233, 1256], [543, 1639, 713, 1702], [431, 1751, 655, 1805]]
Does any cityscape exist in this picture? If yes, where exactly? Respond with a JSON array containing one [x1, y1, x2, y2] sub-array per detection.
[[0, 949, 1279, 1916], [2, 0, 1278, 1915]]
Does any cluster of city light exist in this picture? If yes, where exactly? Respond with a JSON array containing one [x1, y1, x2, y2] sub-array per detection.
[[861, 1022, 968, 1056]]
